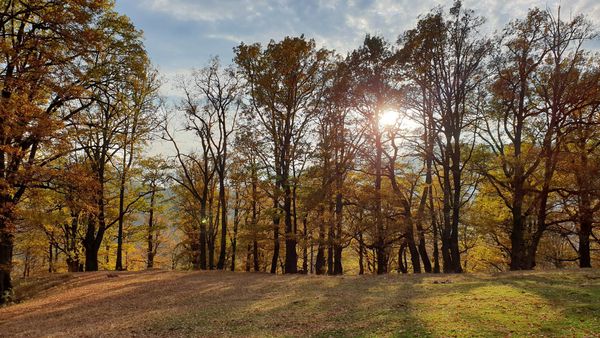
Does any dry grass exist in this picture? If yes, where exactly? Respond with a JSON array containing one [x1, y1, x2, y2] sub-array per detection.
[[1, 269, 599, 337]]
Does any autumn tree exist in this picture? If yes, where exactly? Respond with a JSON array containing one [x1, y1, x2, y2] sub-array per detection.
[[183, 57, 241, 270], [73, 13, 152, 271], [398, 1, 491, 272], [312, 60, 361, 275], [114, 68, 160, 270], [163, 77, 218, 270], [0, 0, 134, 301], [346, 35, 399, 274], [479, 8, 598, 270], [235, 36, 331, 274], [139, 156, 171, 269], [560, 99, 600, 268], [232, 127, 271, 272]]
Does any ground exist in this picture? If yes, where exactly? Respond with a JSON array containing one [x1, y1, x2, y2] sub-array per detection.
[[1, 269, 599, 337]]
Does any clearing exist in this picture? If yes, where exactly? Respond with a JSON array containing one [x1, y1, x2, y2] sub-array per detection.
[[1, 269, 599, 337]]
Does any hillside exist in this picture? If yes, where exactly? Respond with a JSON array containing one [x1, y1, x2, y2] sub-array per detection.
[[1, 269, 599, 337]]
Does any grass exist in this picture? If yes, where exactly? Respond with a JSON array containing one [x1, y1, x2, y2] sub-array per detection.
[[10, 273, 73, 302], [1, 269, 599, 337]]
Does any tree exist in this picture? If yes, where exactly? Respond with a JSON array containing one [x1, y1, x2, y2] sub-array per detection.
[[313, 60, 361, 275], [73, 13, 150, 271], [235, 36, 331, 274], [347, 35, 399, 274], [139, 157, 170, 269], [233, 127, 269, 272], [479, 8, 598, 270], [398, 1, 491, 272], [561, 100, 600, 268], [184, 57, 241, 270], [0, 0, 125, 301], [163, 101, 215, 270], [114, 68, 160, 270]]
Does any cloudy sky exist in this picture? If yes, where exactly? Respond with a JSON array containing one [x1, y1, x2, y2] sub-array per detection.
[[115, 0, 599, 89], [112, 0, 599, 154]]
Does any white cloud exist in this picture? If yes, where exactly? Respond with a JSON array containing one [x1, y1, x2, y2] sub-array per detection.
[[138, 0, 271, 22], [118, 0, 600, 154], [129, 0, 600, 73]]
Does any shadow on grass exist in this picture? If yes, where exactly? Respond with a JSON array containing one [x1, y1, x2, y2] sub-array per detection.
[[485, 270, 600, 335], [407, 269, 600, 336], [3, 269, 599, 337], [149, 273, 433, 337]]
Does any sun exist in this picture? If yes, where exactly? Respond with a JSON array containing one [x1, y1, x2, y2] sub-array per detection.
[[379, 109, 400, 128]]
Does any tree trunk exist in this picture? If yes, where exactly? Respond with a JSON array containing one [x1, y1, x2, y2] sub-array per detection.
[[315, 209, 326, 275], [310, 239, 314, 274], [67, 257, 80, 272], [405, 217, 422, 273], [0, 218, 13, 303], [283, 183, 297, 273], [358, 231, 365, 275], [415, 164, 433, 273], [230, 192, 239, 272], [333, 245, 343, 275], [245, 243, 252, 271], [84, 164, 108, 272], [270, 197, 280, 274], [376, 242, 387, 274], [84, 213, 105, 272], [509, 171, 526, 270], [115, 164, 127, 271], [48, 242, 54, 273], [374, 115, 386, 275], [441, 164, 454, 273], [432, 208, 441, 274], [253, 240, 260, 272], [327, 218, 334, 275], [85, 247, 99, 272], [450, 139, 463, 273], [208, 192, 218, 270], [208, 236, 215, 270], [579, 214, 593, 268], [302, 215, 308, 273], [217, 175, 227, 270], [576, 148, 593, 268], [199, 202, 208, 270], [147, 191, 156, 269], [333, 191, 343, 275], [398, 241, 408, 274]]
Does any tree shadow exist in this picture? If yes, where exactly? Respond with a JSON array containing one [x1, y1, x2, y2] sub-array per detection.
[[2, 269, 598, 337], [148, 273, 434, 337]]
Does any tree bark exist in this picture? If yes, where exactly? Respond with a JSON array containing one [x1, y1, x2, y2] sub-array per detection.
[[147, 190, 156, 269], [270, 197, 280, 274], [230, 191, 239, 271], [358, 231, 365, 275], [253, 240, 260, 272], [115, 154, 127, 271], [217, 175, 227, 270], [0, 215, 14, 303], [283, 183, 298, 273], [315, 209, 326, 275], [245, 243, 252, 272], [302, 215, 308, 273], [333, 190, 344, 275]]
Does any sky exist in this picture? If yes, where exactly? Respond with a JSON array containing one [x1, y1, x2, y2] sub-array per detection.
[[115, 0, 600, 97], [112, 0, 600, 154]]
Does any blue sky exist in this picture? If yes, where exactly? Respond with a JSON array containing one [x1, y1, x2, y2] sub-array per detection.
[[113, 0, 599, 155], [115, 0, 600, 97]]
